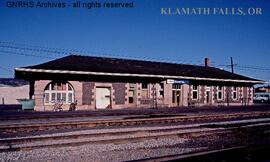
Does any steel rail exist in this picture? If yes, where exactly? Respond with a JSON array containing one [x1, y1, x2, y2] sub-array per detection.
[[1, 111, 270, 135], [1, 119, 270, 152]]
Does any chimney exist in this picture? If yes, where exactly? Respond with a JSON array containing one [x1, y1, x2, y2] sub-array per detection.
[[205, 57, 211, 67]]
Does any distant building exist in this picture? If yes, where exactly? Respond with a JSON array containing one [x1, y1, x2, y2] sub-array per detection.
[[255, 85, 270, 93], [15, 55, 265, 111], [0, 78, 29, 104]]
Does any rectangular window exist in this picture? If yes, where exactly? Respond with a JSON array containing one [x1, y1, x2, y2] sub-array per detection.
[[128, 90, 134, 104], [172, 84, 181, 90], [232, 87, 237, 100], [142, 83, 148, 98], [218, 92, 222, 99], [159, 83, 164, 98], [217, 86, 223, 100], [56, 93, 61, 102], [44, 93, 49, 103], [68, 93, 73, 103], [192, 91, 198, 99], [51, 93, 56, 102], [62, 93, 66, 102], [192, 85, 199, 100]]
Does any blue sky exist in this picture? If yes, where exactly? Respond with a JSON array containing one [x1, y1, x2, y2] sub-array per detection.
[[0, 0, 269, 83]]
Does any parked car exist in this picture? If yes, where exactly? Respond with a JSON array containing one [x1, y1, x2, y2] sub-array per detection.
[[253, 93, 270, 103]]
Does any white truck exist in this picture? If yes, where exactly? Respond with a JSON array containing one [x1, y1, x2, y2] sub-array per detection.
[[254, 92, 270, 103]]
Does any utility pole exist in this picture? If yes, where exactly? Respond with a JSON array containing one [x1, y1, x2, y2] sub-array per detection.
[[219, 57, 237, 73], [230, 57, 234, 73]]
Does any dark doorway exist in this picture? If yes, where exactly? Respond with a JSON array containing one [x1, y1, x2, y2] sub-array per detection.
[[172, 90, 181, 107]]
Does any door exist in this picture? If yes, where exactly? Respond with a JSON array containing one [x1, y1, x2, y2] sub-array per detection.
[[206, 91, 210, 104], [96, 87, 111, 109], [128, 90, 135, 104], [176, 91, 181, 106], [172, 90, 181, 107], [205, 86, 211, 105]]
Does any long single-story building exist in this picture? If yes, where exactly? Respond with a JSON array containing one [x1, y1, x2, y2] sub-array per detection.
[[0, 79, 29, 105], [15, 55, 265, 111]]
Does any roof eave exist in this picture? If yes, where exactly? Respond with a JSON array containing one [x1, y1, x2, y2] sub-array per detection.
[[14, 67, 266, 84]]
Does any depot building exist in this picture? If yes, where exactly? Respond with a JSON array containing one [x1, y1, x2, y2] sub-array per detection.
[[14, 55, 264, 111]]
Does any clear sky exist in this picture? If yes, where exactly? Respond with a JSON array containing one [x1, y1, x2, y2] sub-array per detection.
[[0, 0, 269, 84]]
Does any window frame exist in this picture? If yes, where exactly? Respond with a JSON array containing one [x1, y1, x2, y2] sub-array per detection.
[[44, 82, 74, 105], [172, 83, 181, 90], [141, 83, 149, 99], [192, 85, 199, 100], [232, 86, 238, 100], [128, 83, 136, 104], [217, 86, 224, 100], [158, 83, 164, 98]]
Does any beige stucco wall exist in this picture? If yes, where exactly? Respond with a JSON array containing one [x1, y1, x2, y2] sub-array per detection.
[[0, 85, 29, 104]]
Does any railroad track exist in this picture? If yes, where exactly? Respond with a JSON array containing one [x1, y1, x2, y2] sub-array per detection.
[[1, 111, 270, 136], [0, 118, 270, 152], [0, 109, 190, 120], [0, 105, 268, 121]]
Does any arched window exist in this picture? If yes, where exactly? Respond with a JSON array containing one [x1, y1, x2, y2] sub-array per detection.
[[44, 82, 74, 104]]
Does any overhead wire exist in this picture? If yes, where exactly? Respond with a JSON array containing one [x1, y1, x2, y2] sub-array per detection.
[[0, 65, 12, 73], [0, 41, 269, 81], [0, 41, 204, 65], [0, 50, 54, 59]]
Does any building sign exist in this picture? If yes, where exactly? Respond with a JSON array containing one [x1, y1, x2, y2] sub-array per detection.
[[166, 79, 189, 84]]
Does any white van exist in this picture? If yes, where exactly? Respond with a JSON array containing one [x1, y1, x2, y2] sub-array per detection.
[[254, 93, 270, 103]]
